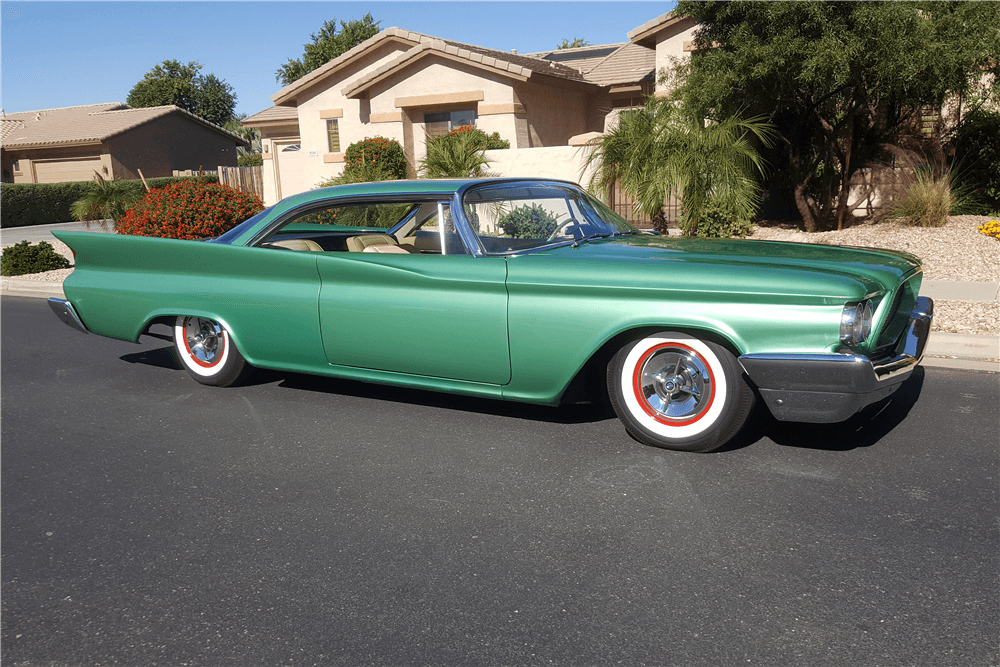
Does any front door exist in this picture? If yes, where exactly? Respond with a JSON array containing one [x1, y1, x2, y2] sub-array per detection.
[[316, 253, 510, 385]]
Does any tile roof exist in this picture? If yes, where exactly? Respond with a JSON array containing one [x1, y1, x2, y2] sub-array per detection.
[[241, 105, 300, 126], [583, 42, 656, 86], [262, 24, 660, 115], [2, 103, 247, 149], [627, 11, 693, 46], [522, 43, 628, 75]]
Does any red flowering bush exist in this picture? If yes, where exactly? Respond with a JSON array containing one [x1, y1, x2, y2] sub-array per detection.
[[116, 181, 264, 239], [343, 136, 408, 180]]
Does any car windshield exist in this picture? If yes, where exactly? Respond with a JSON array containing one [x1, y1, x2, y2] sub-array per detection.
[[462, 182, 636, 255]]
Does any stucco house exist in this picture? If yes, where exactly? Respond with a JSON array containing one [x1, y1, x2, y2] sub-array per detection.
[[243, 11, 697, 205], [0, 102, 247, 184]]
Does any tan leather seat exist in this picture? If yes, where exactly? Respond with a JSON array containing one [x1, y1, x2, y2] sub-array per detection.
[[363, 244, 411, 254], [347, 234, 418, 253], [269, 238, 323, 251]]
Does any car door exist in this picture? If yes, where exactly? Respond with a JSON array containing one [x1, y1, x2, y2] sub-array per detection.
[[315, 202, 511, 385]]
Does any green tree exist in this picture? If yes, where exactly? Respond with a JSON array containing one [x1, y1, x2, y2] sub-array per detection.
[[585, 98, 775, 236], [126, 60, 237, 127], [557, 38, 591, 50], [277, 14, 381, 86], [673, 1, 1000, 230]]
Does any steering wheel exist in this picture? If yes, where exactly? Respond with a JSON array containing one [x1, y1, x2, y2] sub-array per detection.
[[546, 220, 580, 242]]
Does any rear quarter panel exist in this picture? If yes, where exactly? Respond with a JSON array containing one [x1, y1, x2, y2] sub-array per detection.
[[54, 231, 327, 371]]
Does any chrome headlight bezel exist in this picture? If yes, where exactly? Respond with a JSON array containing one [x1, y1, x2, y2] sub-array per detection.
[[841, 299, 874, 346]]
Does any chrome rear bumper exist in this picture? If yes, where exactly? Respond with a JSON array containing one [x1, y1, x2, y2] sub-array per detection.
[[739, 297, 933, 422], [47, 297, 90, 335]]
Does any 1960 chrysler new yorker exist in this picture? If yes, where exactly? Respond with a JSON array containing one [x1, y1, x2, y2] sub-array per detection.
[[49, 178, 932, 452]]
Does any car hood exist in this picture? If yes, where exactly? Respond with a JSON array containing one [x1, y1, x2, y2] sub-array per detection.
[[522, 234, 922, 301]]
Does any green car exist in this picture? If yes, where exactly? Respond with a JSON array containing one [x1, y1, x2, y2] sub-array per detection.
[[49, 178, 932, 452]]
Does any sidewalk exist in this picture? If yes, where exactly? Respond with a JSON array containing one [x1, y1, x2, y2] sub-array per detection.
[[2, 224, 997, 372]]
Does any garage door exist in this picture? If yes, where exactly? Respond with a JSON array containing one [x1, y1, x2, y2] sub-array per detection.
[[274, 141, 309, 199], [32, 157, 104, 184]]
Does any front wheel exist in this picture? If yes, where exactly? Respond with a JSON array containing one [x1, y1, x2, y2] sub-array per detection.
[[173, 316, 250, 387], [608, 332, 753, 452]]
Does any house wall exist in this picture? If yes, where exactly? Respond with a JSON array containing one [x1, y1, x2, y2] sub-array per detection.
[[105, 113, 240, 180], [362, 56, 522, 169], [512, 82, 590, 147], [486, 145, 599, 188], [293, 41, 415, 191], [653, 19, 698, 94]]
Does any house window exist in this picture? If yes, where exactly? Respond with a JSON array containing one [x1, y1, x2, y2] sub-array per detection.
[[12, 160, 21, 173], [326, 119, 341, 153], [424, 109, 476, 139], [282, 144, 301, 152]]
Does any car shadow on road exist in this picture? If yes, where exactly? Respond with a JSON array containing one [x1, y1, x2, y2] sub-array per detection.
[[120, 345, 619, 425], [722, 367, 927, 452]]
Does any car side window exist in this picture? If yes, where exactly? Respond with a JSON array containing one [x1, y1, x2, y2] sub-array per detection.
[[256, 200, 468, 255]]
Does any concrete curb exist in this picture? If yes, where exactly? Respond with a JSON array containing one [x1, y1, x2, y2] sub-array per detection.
[[1, 277, 65, 299]]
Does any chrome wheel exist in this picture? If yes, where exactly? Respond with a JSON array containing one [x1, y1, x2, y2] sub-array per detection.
[[182, 317, 225, 367], [634, 343, 714, 425], [173, 316, 249, 386]]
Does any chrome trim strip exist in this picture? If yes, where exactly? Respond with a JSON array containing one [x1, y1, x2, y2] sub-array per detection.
[[47, 297, 90, 334]]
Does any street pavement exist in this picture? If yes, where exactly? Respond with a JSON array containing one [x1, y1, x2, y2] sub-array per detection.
[[2, 295, 998, 666]]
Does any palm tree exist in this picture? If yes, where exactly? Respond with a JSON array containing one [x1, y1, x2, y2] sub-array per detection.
[[419, 129, 495, 178], [585, 99, 776, 236]]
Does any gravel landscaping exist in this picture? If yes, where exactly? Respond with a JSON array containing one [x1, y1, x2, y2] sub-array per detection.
[[4, 215, 998, 335]]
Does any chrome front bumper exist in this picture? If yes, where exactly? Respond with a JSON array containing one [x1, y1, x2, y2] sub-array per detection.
[[48, 297, 90, 335], [739, 297, 933, 422]]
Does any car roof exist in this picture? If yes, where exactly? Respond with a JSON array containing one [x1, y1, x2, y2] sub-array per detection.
[[276, 177, 581, 208]]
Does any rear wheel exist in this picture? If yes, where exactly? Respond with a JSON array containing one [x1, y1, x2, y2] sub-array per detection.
[[173, 316, 249, 386], [608, 332, 753, 452]]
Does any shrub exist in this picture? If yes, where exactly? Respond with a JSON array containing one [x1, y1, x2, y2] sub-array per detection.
[[116, 180, 263, 239], [343, 137, 407, 181], [1, 241, 71, 276], [891, 170, 955, 227], [683, 200, 754, 238], [499, 204, 560, 238], [978, 219, 1000, 240], [445, 125, 510, 150], [0, 175, 218, 228], [950, 109, 1000, 212], [70, 174, 142, 226], [238, 153, 263, 167], [319, 160, 397, 188]]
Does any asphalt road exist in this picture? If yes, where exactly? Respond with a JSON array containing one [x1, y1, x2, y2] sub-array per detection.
[[2, 296, 997, 666]]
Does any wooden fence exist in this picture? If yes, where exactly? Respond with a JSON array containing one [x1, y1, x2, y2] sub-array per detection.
[[217, 166, 264, 199]]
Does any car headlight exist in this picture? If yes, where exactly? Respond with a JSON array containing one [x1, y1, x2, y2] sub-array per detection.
[[841, 299, 874, 346]]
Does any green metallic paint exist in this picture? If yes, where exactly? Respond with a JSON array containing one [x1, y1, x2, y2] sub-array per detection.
[[52, 179, 923, 408], [315, 252, 511, 384]]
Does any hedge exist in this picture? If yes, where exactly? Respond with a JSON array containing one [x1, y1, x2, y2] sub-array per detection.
[[0, 175, 219, 228]]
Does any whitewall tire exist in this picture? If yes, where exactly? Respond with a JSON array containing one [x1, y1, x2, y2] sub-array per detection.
[[173, 316, 249, 387], [608, 332, 753, 452]]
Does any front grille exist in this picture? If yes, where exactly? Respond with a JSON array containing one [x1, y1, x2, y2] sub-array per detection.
[[875, 273, 921, 350]]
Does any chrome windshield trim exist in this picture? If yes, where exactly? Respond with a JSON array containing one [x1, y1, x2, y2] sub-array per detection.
[[48, 298, 90, 334]]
